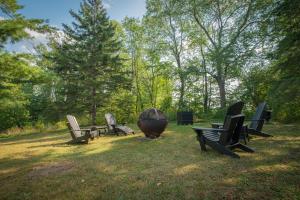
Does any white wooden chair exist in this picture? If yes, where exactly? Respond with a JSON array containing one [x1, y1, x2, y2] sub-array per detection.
[[105, 113, 134, 135]]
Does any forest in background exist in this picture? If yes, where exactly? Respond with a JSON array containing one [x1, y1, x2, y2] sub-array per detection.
[[0, 0, 299, 132]]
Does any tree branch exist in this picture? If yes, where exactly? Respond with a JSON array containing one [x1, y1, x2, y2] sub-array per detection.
[[222, 0, 254, 53], [192, 2, 217, 49]]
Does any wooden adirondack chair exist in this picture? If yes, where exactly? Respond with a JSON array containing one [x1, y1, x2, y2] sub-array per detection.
[[244, 102, 272, 138], [193, 114, 254, 159], [211, 101, 248, 144], [105, 113, 134, 135], [66, 115, 100, 143]]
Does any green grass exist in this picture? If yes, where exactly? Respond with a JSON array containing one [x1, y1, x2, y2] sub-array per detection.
[[0, 122, 299, 200]]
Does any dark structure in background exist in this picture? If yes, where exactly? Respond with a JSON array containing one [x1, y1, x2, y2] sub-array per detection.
[[138, 108, 168, 139], [177, 111, 193, 125]]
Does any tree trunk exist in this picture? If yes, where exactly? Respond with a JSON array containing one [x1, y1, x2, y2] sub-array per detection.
[[203, 72, 208, 112], [217, 78, 226, 108], [208, 78, 212, 109], [132, 54, 143, 113], [178, 75, 185, 111], [201, 46, 208, 113], [91, 87, 97, 125], [175, 52, 185, 111]]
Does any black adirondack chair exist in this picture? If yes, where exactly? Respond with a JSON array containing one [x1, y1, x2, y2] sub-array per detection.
[[66, 115, 98, 144], [211, 101, 244, 128], [211, 101, 248, 143], [105, 113, 134, 135], [243, 102, 272, 138], [193, 114, 254, 159]]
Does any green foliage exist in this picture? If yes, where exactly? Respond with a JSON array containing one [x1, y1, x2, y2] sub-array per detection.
[[0, 101, 29, 131], [104, 89, 136, 123], [49, 0, 130, 124], [0, 0, 51, 130], [0, 52, 49, 130], [122, 17, 174, 114], [239, 67, 273, 107], [0, 0, 49, 48], [267, 0, 300, 122]]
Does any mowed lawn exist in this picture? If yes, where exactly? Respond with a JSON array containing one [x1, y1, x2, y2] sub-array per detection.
[[0, 122, 299, 200]]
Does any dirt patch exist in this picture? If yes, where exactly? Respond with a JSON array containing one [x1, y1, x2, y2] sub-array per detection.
[[28, 161, 74, 179]]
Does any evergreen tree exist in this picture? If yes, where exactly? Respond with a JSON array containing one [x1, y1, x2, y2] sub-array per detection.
[[269, 0, 300, 122], [53, 0, 129, 124], [0, 0, 48, 47], [0, 0, 49, 130]]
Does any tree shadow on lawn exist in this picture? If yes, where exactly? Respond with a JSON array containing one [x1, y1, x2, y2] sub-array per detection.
[[0, 123, 299, 199], [0, 129, 69, 146], [65, 131, 299, 199]]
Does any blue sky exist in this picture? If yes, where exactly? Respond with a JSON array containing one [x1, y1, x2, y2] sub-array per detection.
[[18, 0, 146, 27], [7, 0, 146, 52]]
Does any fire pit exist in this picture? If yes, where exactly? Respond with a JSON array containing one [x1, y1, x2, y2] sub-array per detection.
[[137, 108, 168, 139]]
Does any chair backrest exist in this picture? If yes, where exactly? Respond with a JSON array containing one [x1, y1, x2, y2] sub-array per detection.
[[66, 115, 82, 138], [219, 114, 245, 145], [105, 113, 117, 130], [222, 101, 244, 126], [66, 122, 76, 140], [249, 102, 267, 131], [226, 101, 244, 116]]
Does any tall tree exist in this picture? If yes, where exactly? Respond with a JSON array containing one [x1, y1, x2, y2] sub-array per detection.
[[185, 0, 271, 108], [268, 0, 300, 122], [0, 0, 48, 47], [146, 0, 190, 110], [123, 17, 145, 112], [52, 0, 129, 124], [123, 17, 173, 112], [0, 0, 49, 130]]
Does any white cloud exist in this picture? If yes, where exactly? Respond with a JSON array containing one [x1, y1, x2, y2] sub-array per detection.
[[25, 28, 48, 44], [103, 0, 111, 9], [5, 29, 50, 53]]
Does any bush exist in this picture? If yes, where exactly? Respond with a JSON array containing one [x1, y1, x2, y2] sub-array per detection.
[[0, 102, 29, 131]]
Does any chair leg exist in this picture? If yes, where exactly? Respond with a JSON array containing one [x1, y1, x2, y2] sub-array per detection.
[[248, 129, 272, 137], [240, 132, 247, 144], [229, 143, 255, 153], [207, 140, 240, 158], [197, 135, 207, 151], [246, 132, 250, 142], [259, 131, 273, 137]]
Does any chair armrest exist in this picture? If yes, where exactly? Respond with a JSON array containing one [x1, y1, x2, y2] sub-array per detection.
[[211, 123, 223, 128], [73, 129, 91, 137], [93, 126, 107, 129], [192, 127, 226, 136], [211, 122, 223, 126], [73, 128, 91, 131], [249, 119, 264, 122], [193, 127, 226, 132]]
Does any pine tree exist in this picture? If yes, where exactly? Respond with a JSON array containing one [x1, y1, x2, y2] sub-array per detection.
[[53, 0, 129, 124], [0, 0, 50, 130], [269, 0, 300, 122]]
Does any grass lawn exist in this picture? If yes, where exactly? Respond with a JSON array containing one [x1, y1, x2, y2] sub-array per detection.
[[0, 122, 299, 200]]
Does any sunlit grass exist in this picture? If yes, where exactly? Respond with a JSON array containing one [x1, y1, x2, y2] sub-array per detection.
[[0, 122, 299, 199]]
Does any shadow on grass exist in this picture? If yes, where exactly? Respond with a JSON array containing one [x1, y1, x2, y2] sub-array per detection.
[[0, 129, 69, 146], [0, 123, 299, 199]]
